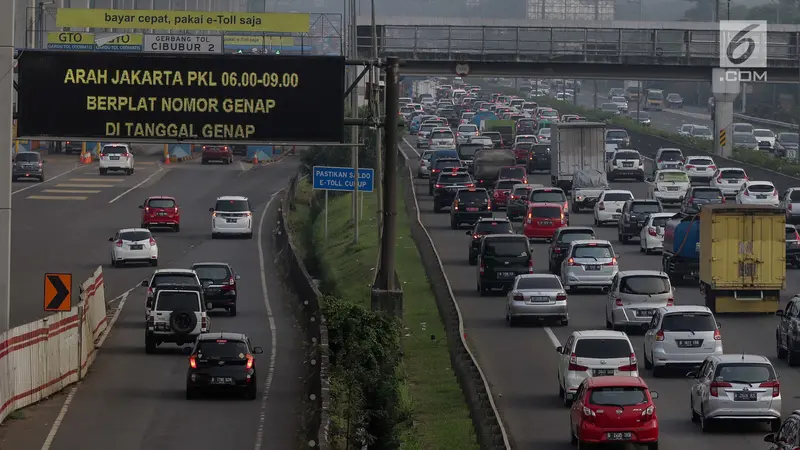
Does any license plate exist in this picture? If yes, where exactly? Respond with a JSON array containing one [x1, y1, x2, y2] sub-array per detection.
[[211, 377, 234, 385], [667, 187, 679, 191], [585, 265, 600, 271], [636, 309, 656, 317], [130, 244, 143, 250], [498, 271, 515, 279], [734, 392, 758, 401], [226, 219, 237, 223], [623, 163, 633, 167], [110, 156, 120, 160], [606, 432, 632, 441], [612, 214, 620, 219], [593, 369, 614, 376], [528, 296, 550, 303], [157, 212, 168, 216], [539, 221, 552, 226], [466, 207, 478, 212], [448, 187, 457, 191], [757, 195, 767, 199], [677, 339, 702, 348]]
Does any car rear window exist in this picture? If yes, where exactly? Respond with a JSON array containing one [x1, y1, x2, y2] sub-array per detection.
[[631, 203, 661, 213], [651, 217, 670, 227], [661, 313, 716, 332], [748, 184, 774, 193], [151, 274, 198, 287], [458, 125, 477, 132], [155, 291, 200, 311], [602, 193, 633, 202], [720, 169, 746, 179], [120, 231, 151, 242], [215, 199, 250, 212], [196, 340, 249, 358], [658, 172, 689, 182], [457, 191, 488, 203], [530, 190, 566, 203], [15, 152, 40, 162], [573, 245, 613, 258], [475, 221, 513, 234], [102, 146, 127, 154], [517, 277, 561, 290], [688, 158, 713, 165], [530, 144, 550, 155], [530, 206, 562, 218], [516, 136, 537, 144], [431, 131, 453, 140], [484, 239, 530, 257], [496, 180, 517, 190], [659, 150, 682, 160], [589, 387, 648, 406], [790, 191, 800, 201], [620, 275, 670, 295], [692, 189, 722, 199], [558, 231, 595, 243], [499, 167, 525, 178], [512, 187, 533, 197], [613, 151, 639, 161], [147, 199, 175, 208], [459, 145, 482, 158], [714, 363, 775, 383], [436, 160, 461, 169], [574, 338, 631, 358], [439, 174, 471, 183], [421, 124, 436, 132], [193, 266, 231, 282], [606, 130, 628, 140]]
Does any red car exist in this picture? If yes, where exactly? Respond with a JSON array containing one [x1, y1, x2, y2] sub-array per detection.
[[522, 203, 566, 240], [140, 196, 180, 232], [491, 179, 521, 210], [570, 376, 659, 448], [201, 144, 233, 164]]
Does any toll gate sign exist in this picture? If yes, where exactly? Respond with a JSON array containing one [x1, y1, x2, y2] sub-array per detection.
[[16, 50, 346, 142]]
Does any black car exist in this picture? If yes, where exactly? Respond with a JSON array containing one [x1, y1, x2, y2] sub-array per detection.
[[190, 262, 240, 315], [185, 332, 263, 400], [477, 234, 533, 295], [680, 187, 724, 214], [786, 225, 800, 269], [11, 151, 44, 182], [775, 132, 799, 158], [433, 171, 474, 213], [777, 296, 800, 364], [467, 218, 514, 265], [665, 93, 683, 108], [605, 129, 631, 149], [527, 144, 551, 173], [516, 118, 537, 134], [451, 188, 491, 229], [428, 158, 465, 194], [230, 144, 248, 156], [618, 199, 663, 243], [548, 227, 596, 273]]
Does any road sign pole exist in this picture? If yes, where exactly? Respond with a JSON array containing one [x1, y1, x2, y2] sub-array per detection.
[[324, 190, 329, 240], [0, 0, 13, 334], [349, 0, 360, 244]]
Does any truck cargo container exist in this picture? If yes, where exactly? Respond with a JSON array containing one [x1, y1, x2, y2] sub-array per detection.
[[472, 149, 516, 189], [482, 120, 515, 147], [699, 204, 785, 314], [662, 212, 700, 283], [549, 121, 606, 192]]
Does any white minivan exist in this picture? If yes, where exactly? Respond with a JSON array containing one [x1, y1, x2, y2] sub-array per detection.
[[210, 196, 253, 239]]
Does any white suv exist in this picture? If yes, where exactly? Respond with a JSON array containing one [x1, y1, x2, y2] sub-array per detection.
[[99, 143, 135, 175], [145, 285, 209, 353], [210, 196, 253, 239], [642, 305, 722, 376]]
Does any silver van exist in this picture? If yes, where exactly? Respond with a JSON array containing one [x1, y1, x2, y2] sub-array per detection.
[[642, 305, 722, 376], [605, 270, 673, 330]]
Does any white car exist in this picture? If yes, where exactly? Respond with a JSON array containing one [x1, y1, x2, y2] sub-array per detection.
[[428, 128, 456, 150], [753, 128, 776, 149], [710, 167, 748, 197], [736, 181, 780, 206], [647, 170, 690, 204], [142, 269, 202, 319], [654, 148, 685, 171], [684, 156, 717, 183], [99, 143, 135, 175], [537, 128, 551, 143], [639, 212, 675, 254], [643, 305, 722, 375], [514, 134, 539, 146], [690, 125, 714, 141], [606, 149, 644, 182], [211, 196, 253, 238], [468, 136, 493, 148], [678, 124, 694, 137], [611, 96, 628, 112], [556, 330, 638, 405], [456, 124, 479, 144], [594, 190, 634, 226], [109, 228, 158, 267]]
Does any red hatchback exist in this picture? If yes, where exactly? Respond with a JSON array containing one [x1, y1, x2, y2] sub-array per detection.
[[140, 196, 180, 232], [522, 203, 566, 240], [491, 179, 521, 210], [570, 376, 659, 449], [201, 144, 233, 164]]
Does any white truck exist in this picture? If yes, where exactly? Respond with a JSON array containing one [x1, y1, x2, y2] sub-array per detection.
[[549, 122, 607, 192]]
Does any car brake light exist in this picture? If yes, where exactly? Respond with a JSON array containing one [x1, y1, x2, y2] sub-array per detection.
[[513, 293, 524, 301], [760, 380, 780, 397], [717, 175, 723, 183], [618, 353, 637, 371], [435, 184, 443, 188], [582, 406, 596, 421], [567, 258, 579, 266], [745, 175, 749, 181], [685, 165, 695, 169], [666, 298, 674, 306], [527, 212, 532, 224], [510, 195, 519, 200], [744, 190, 750, 196], [479, 263, 485, 275], [245, 354, 254, 369], [453, 201, 459, 210], [115, 239, 123, 247], [709, 165, 717, 170], [472, 234, 480, 239], [790, 203, 794, 211], [528, 259, 534, 273], [174, 207, 179, 213], [655, 330, 665, 341], [615, 297, 623, 306], [556, 293, 567, 301], [605, 257, 618, 266], [773, 189, 778, 196], [709, 381, 732, 397], [465, 183, 474, 188], [149, 237, 156, 246], [598, 202, 605, 210], [568, 354, 588, 371], [189, 356, 197, 369], [648, 227, 658, 237], [487, 201, 492, 211], [146, 315, 154, 327], [657, 159, 662, 163], [713, 329, 722, 340], [201, 316, 207, 329], [641, 405, 655, 420]]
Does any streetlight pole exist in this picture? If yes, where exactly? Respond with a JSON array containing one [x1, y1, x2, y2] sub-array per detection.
[[370, 0, 382, 237], [349, 0, 359, 243], [0, 0, 14, 335]]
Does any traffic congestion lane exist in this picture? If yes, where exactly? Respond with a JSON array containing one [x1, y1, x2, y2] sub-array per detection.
[[401, 136, 800, 450], [1, 157, 304, 450]]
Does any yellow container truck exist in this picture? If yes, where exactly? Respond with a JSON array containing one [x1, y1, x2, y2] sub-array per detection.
[[699, 204, 786, 314]]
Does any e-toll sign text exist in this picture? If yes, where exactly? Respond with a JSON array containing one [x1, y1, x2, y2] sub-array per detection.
[[16, 51, 345, 142]]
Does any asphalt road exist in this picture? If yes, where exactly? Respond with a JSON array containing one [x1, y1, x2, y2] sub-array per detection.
[[400, 135, 800, 450], [0, 156, 304, 450]]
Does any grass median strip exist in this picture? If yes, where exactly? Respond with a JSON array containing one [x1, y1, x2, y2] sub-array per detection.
[[289, 180, 479, 450]]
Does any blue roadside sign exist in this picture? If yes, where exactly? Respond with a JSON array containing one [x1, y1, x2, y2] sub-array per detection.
[[312, 166, 374, 193]]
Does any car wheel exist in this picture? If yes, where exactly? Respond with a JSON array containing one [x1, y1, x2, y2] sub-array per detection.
[[690, 396, 700, 422], [174, 224, 180, 232], [569, 420, 577, 445], [562, 387, 572, 407], [230, 305, 237, 316], [788, 342, 798, 367], [39, 175, 45, 182], [777, 333, 788, 359], [771, 419, 781, 433], [202, 159, 208, 164], [246, 232, 253, 239], [111, 258, 118, 268], [643, 345, 653, 369], [99, 168, 106, 175], [559, 318, 568, 326], [150, 258, 158, 267], [450, 219, 457, 229], [647, 442, 659, 450], [128, 168, 134, 175], [145, 333, 156, 354], [186, 386, 197, 400], [211, 233, 218, 239], [246, 382, 258, 400], [700, 407, 712, 433], [507, 315, 516, 327]]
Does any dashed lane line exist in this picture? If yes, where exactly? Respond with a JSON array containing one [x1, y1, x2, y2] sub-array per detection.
[[108, 166, 165, 204]]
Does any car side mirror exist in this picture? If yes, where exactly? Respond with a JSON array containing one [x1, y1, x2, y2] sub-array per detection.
[[253, 346, 264, 354], [615, 254, 620, 259], [776, 310, 784, 316], [182, 346, 193, 355], [764, 433, 776, 443], [616, 208, 622, 213], [716, 322, 722, 328], [209, 207, 214, 212], [556, 346, 563, 353], [650, 391, 659, 399], [235, 274, 241, 280], [686, 371, 698, 378], [138, 205, 144, 209], [141, 280, 148, 287], [108, 237, 114, 242]]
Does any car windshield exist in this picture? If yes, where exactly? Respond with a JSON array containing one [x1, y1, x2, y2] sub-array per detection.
[[573, 245, 613, 259], [692, 127, 712, 136], [155, 291, 200, 312], [558, 231, 595, 243], [720, 170, 746, 179], [151, 274, 198, 286], [647, 91, 663, 100], [734, 134, 757, 143], [458, 191, 488, 203], [692, 189, 723, 199], [589, 387, 648, 406], [431, 131, 453, 139], [754, 130, 774, 137], [516, 277, 562, 290], [499, 167, 525, 179], [215, 200, 249, 212], [651, 217, 670, 227], [119, 231, 151, 242], [496, 180, 518, 190], [688, 158, 713, 165], [601, 103, 618, 110], [659, 151, 682, 161], [15, 153, 40, 162], [421, 124, 437, 132], [603, 193, 633, 202], [748, 184, 774, 193], [661, 313, 716, 332], [485, 240, 530, 257], [193, 266, 231, 282], [196, 340, 249, 359], [531, 144, 550, 155], [530, 190, 566, 203], [620, 275, 670, 294], [658, 172, 689, 182], [606, 131, 627, 140], [148, 199, 175, 208], [516, 136, 537, 143], [667, 94, 681, 100], [790, 191, 800, 201], [733, 124, 754, 133], [631, 203, 662, 213], [102, 146, 127, 154], [612, 97, 626, 103], [574, 338, 630, 358], [614, 151, 639, 161], [780, 133, 799, 143], [715, 364, 775, 383], [530, 206, 562, 218], [475, 221, 513, 234], [458, 125, 477, 132]]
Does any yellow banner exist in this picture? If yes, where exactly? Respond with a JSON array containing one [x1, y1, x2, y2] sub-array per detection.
[[223, 35, 295, 46], [56, 8, 309, 33]]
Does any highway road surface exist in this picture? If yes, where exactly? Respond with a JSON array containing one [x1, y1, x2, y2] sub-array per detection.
[[400, 135, 800, 450], [0, 155, 304, 450]]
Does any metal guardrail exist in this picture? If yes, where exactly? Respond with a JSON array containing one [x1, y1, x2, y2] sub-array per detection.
[[733, 113, 798, 131]]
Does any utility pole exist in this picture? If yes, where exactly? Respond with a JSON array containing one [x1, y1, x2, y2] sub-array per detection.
[[349, 0, 359, 243], [370, 0, 382, 238], [0, 0, 14, 334]]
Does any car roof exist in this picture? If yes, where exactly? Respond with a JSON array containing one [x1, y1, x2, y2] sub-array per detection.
[[655, 169, 687, 175], [657, 148, 682, 152], [153, 269, 197, 275], [557, 226, 595, 233], [658, 305, 712, 314], [147, 196, 176, 201], [573, 329, 628, 339], [528, 202, 563, 208], [477, 217, 509, 223], [191, 262, 232, 268], [569, 239, 612, 246], [118, 228, 150, 233], [718, 167, 746, 172], [217, 196, 248, 201], [497, 178, 521, 183], [687, 155, 713, 160], [515, 273, 560, 281], [629, 198, 661, 203], [154, 283, 203, 292], [484, 233, 527, 240], [711, 354, 771, 364], [197, 332, 248, 342], [617, 270, 668, 278], [647, 212, 676, 218], [585, 376, 648, 389], [601, 190, 633, 195], [531, 187, 564, 192], [746, 180, 774, 186]]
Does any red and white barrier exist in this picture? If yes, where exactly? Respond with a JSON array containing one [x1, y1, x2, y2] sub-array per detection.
[[0, 266, 108, 423]]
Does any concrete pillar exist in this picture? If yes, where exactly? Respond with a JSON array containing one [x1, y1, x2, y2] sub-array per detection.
[[0, 0, 13, 334], [711, 68, 741, 158]]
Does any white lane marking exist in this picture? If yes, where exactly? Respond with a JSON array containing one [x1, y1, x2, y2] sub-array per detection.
[[402, 137, 421, 156], [108, 166, 165, 204], [12, 165, 83, 195], [40, 291, 129, 450], [544, 326, 562, 349], [253, 191, 279, 450]]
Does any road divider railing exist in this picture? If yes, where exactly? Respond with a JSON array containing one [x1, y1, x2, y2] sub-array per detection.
[[732, 113, 798, 131], [0, 266, 108, 424], [274, 175, 331, 450], [397, 148, 512, 449]]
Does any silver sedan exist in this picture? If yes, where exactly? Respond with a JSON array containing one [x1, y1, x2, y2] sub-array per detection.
[[506, 274, 568, 326]]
